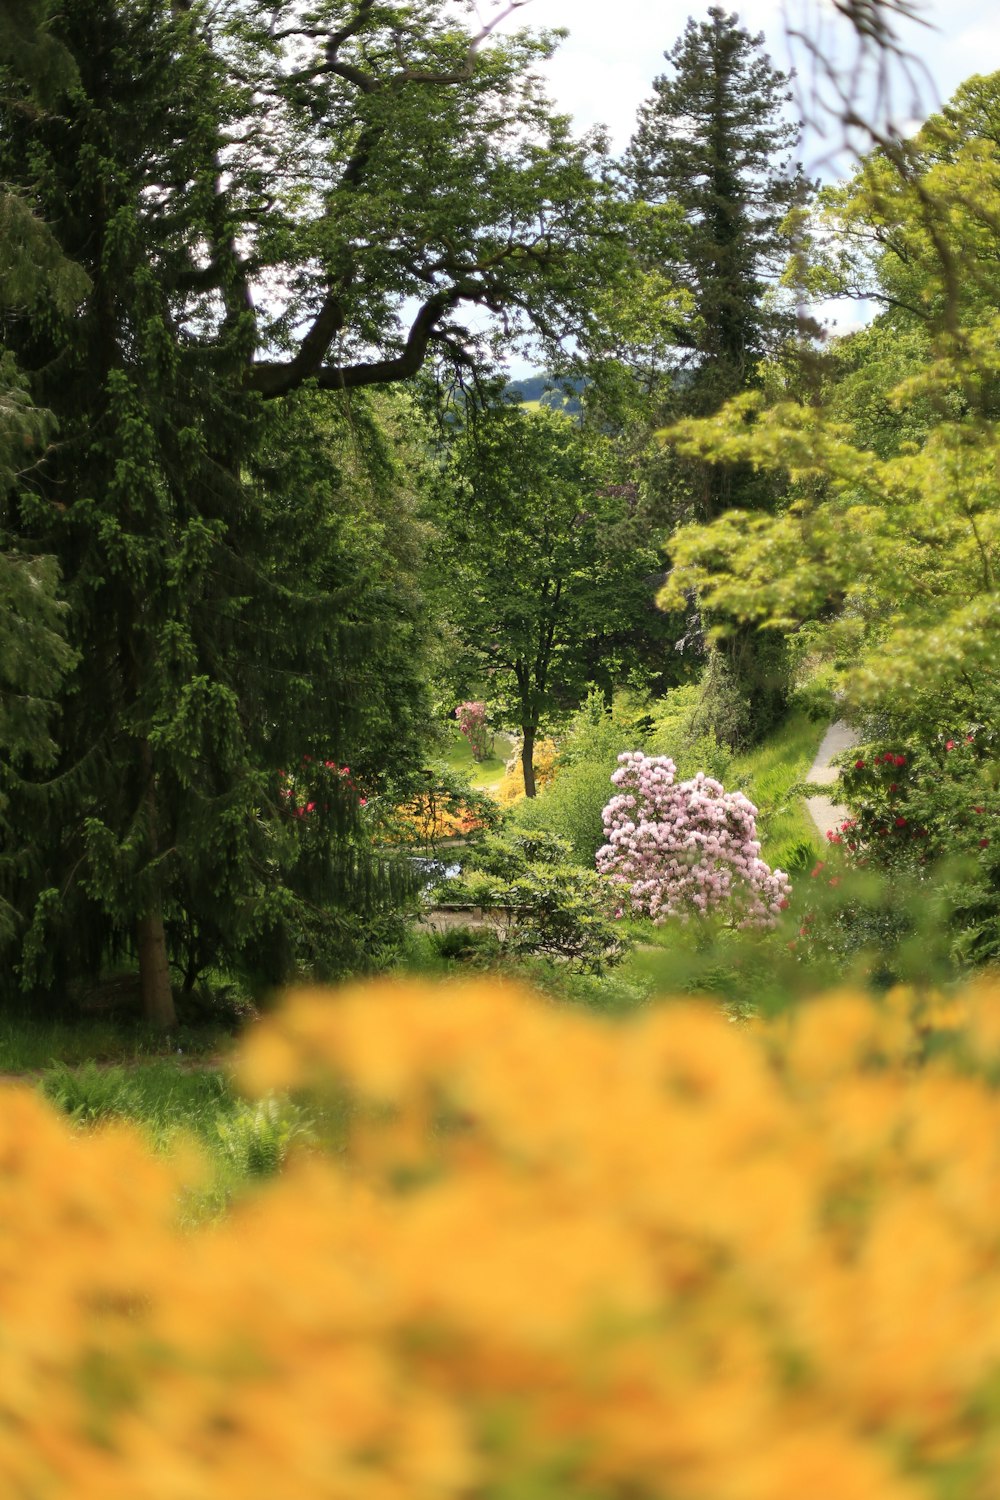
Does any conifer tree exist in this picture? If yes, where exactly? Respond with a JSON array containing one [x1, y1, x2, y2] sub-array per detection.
[[0, 0, 611, 1022], [626, 7, 809, 431], [625, 9, 812, 746]]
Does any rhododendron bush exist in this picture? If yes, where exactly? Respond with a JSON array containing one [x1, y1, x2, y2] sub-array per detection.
[[455, 701, 492, 762], [6, 976, 1000, 1496], [597, 751, 792, 926]]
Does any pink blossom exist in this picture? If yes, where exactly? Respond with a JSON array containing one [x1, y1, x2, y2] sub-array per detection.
[[596, 752, 791, 930]]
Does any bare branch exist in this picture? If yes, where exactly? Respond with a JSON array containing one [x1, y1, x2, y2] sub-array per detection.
[[250, 282, 493, 397]]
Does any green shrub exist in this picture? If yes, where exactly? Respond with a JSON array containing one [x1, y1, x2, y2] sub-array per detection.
[[431, 831, 628, 972]]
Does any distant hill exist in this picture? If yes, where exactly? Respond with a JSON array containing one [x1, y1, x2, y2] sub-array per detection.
[[504, 372, 585, 415]]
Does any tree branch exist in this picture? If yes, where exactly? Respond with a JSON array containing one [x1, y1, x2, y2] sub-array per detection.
[[250, 283, 487, 397]]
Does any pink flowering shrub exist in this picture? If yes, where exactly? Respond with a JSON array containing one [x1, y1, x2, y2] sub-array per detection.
[[456, 700, 493, 762], [596, 751, 792, 928]]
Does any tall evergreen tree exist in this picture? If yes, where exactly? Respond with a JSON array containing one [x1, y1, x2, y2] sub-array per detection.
[[624, 9, 813, 746], [626, 7, 809, 435], [0, 0, 613, 1022]]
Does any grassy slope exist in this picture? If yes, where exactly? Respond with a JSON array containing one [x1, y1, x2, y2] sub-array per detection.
[[725, 708, 828, 869], [439, 722, 515, 794]]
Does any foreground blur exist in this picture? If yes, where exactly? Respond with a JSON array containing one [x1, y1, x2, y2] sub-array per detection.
[[5, 975, 1000, 1498]]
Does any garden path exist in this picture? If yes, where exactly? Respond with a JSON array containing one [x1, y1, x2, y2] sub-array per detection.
[[804, 720, 858, 839]]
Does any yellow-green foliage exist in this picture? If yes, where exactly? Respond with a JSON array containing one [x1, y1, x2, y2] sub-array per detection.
[[497, 736, 558, 803], [6, 975, 1000, 1495], [657, 76, 1000, 717]]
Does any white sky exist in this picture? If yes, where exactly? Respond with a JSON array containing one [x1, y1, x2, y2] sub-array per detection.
[[486, 0, 999, 361], [511, 0, 1000, 159]]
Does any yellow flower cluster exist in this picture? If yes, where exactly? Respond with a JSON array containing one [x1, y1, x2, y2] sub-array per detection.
[[391, 794, 487, 842], [497, 736, 558, 803], [6, 975, 1000, 1498]]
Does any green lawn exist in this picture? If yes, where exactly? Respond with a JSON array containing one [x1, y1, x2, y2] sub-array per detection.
[[726, 708, 828, 870], [440, 722, 515, 794]]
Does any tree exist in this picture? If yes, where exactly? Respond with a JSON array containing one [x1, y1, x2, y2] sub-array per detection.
[[427, 405, 666, 797], [0, 0, 612, 1021], [657, 72, 1000, 963], [616, 9, 814, 748], [625, 6, 810, 434]]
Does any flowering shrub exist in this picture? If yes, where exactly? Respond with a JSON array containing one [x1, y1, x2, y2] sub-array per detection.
[[498, 736, 558, 803], [455, 700, 492, 762], [837, 732, 997, 866], [597, 751, 792, 927], [279, 756, 366, 817], [835, 729, 1000, 964], [8, 974, 1000, 1496], [393, 792, 495, 843]]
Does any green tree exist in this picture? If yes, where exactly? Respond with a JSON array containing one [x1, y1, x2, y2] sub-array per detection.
[[0, 0, 615, 1022], [616, 9, 813, 747], [658, 72, 1000, 759], [625, 6, 810, 436], [428, 405, 665, 797]]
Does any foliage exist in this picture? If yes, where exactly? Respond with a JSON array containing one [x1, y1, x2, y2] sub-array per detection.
[[6, 974, 1000, 1495], [624, 5, 811, 418], [658, 74, 1000, 744], [0, 0, 623, 1018], [455, 701, 492, 763], [388, 768, 503, 847], [510, 691, 655, 865], [833, 720, 1000, 965], [497, 737, 558, 805], [597, 751, 792, 927], [426, 403, 668, 795], [607, 5, 814, 746], [432, 830, 627, 972]]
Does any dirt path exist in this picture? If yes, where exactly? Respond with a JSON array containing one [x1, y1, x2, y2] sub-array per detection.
[[804, 720, 859, 840]]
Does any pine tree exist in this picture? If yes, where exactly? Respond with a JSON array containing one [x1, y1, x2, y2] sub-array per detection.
[[626, 6, 809, 431], [625, 9, 812, 746]]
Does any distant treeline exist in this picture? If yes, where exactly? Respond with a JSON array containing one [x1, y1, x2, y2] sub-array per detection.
[[505, 373, 585, 414]]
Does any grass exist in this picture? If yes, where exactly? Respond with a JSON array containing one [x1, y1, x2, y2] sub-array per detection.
[[36, 1056, 348, 1225], [0, 1013, 234, 1074], [439, 722, 514, 794], [725, 708, 828, 870]]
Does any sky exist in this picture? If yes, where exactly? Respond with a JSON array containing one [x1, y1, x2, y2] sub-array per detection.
[[507, 0, 1000, 159], [485, 0, 999, 363]]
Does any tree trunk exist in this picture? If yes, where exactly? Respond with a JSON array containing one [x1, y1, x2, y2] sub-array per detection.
[[137, 737, 177, 1028], [137, 906, 176, 1029], [521, 725, 537, 799]]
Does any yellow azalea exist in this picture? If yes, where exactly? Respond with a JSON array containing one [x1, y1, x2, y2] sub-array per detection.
[[4, 975, 1000, 1494]]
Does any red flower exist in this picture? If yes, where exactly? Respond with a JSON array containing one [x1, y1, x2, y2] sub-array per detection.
[[946, 740, 955, 751], [895, 816, 907, 827], [810, 862, 825, 878], [894, 755, 906, 767], [889, 782, 898, 792], [980, 838, 990, 849], [855, 758, 866, 769], [779, 898, 790, 910], [828, 876, 840, 888], [974, 806, 985, 814], [826, 832, 842, 844]]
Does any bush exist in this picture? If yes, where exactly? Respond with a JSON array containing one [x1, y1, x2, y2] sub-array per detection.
[[10, 975, 1000, 1497], [836, 725, 1000, 966], [598, 751, 792, 928], [432, 830, 627, 971]]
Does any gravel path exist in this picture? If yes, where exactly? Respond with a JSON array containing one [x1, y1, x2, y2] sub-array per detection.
[[804, 720, 859, 840]]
